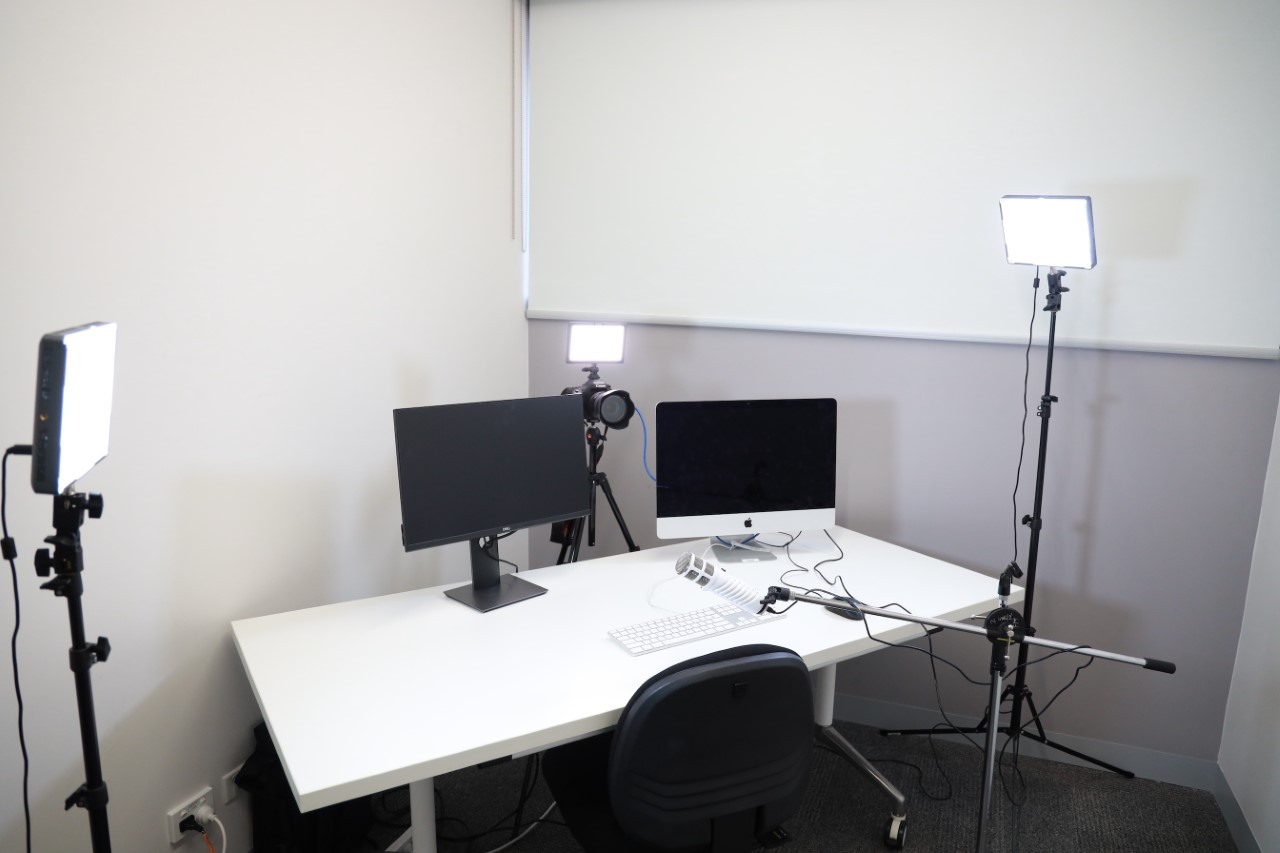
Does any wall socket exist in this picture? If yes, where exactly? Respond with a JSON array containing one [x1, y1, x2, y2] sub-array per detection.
[[220, 763, 244, 805], [165, 785, 212, 844]]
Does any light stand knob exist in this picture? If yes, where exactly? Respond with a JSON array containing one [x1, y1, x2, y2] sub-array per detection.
[[35, 548, 54, 577]]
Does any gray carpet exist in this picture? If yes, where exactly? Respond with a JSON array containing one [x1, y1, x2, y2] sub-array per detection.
[[359, 722, 1237, 853]]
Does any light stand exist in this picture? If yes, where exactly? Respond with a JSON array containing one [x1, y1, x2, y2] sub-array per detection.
[[763, 587, 1175, 853], [881, 271, 1133, 776], [33, 491, 113, 853]]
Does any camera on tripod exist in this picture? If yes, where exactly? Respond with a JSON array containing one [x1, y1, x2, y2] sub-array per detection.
[[560, 322, 634, 428], [561, 366, 634, 428], [552, 323, 641, 560]]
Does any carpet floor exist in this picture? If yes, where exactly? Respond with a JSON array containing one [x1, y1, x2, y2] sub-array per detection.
[[357, 721, 1237, 853]]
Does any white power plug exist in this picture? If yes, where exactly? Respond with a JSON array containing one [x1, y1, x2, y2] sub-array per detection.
[[192, 803, 228, 853]]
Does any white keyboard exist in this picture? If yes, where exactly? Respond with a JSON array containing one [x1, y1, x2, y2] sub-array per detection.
[[608, 603, 782, 656]]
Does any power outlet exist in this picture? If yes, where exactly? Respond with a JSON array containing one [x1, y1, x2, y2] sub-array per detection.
[[220, 763, 244, 805], [165, 785, 212, 844]]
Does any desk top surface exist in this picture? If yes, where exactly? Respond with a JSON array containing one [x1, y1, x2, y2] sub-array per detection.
[[232, 528, 1015, 812]]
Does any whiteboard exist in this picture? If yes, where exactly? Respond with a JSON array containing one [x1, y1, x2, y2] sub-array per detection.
[[528, 0, 1280, 359]]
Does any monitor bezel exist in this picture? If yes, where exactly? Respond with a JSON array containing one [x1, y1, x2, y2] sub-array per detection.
[[393, 394, 590, 553]]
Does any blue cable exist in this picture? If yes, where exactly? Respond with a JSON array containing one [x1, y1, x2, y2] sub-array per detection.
[[634, 406, 658, 482]]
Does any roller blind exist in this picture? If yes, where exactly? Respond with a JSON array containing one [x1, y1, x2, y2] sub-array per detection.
[[528, 0, 1280, 358]]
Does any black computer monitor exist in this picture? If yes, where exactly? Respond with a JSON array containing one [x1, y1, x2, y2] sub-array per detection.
[[393, 394, 589, 611], [655, 398, 837, 560]]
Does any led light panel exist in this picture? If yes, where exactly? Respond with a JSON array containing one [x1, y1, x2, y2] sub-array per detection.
[[32, 322, 118, 494], [1000, 195, 1097, 269], [567, 322, 626, 363]]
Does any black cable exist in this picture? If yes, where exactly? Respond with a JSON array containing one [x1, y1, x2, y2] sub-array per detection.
[[857, 609, 991, 690], [995, 270, 1041, 848], [872, 753, 954, 802], [774, 530, 848, 604], [433, 754, 550, 851], [1010, 269, 1040, 566], [3, 445, 33, 853], [1016, 653, 1094, 727], [783, 529, 843, 576], [860, 607, 1098, 817]]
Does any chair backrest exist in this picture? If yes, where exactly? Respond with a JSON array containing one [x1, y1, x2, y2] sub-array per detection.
[[608, 644, 814, 853]]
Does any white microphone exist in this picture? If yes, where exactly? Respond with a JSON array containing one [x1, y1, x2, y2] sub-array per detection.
[[674, 552, 767, 614]]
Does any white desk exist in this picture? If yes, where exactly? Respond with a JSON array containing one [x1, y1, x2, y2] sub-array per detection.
[[232, 528, 1018, 852]]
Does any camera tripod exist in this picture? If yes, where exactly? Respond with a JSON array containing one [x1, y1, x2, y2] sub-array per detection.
[[555, 423, 640, 563]]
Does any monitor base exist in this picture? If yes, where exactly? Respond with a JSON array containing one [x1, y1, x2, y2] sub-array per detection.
[[445, 574, 547, 612], [711, 543, 778, 564]]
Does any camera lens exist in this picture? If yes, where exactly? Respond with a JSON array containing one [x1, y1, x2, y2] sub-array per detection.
[[594, 389, 634, 428]]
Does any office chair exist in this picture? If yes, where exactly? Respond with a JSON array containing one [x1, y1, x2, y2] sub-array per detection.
[[542, 644, 814, 853]]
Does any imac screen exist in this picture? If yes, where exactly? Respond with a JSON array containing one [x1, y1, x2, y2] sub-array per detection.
[[655, 398, 837, 548]]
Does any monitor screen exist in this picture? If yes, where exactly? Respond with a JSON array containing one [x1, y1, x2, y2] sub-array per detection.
[[655, 398, 837, 547], [393, 394, 590, 610]]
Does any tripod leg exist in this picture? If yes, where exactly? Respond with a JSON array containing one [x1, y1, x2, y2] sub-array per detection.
[[555, 521, 574, 565], [596, 474, 640, 552], [569, 516, 585, 563], [571, 478, 600, 561], [587, 484, 598, 547], [1015, 695, 1135, 778]]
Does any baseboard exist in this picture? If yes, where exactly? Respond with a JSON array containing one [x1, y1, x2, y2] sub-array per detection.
[[1209, 771, 1263, 853], [834, 694, 1260, 852]]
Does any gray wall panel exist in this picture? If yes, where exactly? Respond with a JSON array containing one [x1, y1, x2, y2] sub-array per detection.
[[529, 319, 1279, 761]]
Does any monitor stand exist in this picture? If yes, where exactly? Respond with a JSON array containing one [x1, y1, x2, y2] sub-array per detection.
[[445, 537, 547, 612], [711, 539, 778, 564]]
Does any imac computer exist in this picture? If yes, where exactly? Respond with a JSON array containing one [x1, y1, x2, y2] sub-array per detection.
[[393, 394, 590, 611], [655, 398, 837, 560]]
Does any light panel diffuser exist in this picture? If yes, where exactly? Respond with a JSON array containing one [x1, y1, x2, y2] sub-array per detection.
[[566, 323, 626, 363], [1000, 195, 1097, 269]]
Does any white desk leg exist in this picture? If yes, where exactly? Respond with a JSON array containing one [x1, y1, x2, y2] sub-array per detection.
[[409, 778, 437, 853], [814, 663, 838, 726]]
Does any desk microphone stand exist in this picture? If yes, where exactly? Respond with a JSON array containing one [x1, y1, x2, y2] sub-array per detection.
[[881, 270, 1132, 776], [556, 422, 640, 563], [34, 491, 113, 853], [763, 587, 1175, 853]]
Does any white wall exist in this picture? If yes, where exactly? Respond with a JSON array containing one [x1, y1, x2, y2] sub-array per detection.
[[529, 0, 1280, 358], [0, 3, 525, 851], [1220, 393, 1280, 851]]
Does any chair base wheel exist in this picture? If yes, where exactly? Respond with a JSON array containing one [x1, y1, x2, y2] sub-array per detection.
[[884, 814, 907, 849]]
